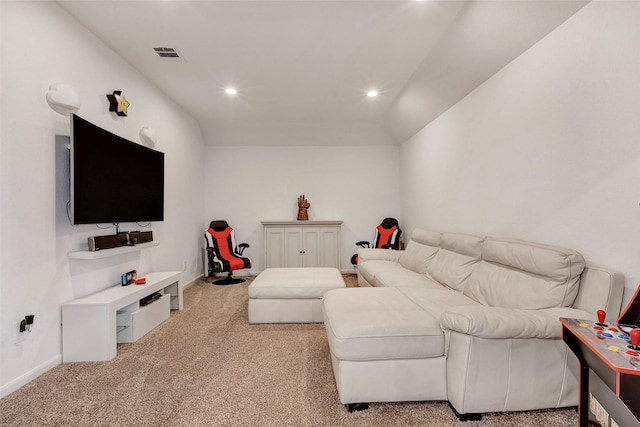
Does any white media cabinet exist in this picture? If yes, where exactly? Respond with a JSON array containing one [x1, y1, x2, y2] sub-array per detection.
[[62, 271, 183, 362]]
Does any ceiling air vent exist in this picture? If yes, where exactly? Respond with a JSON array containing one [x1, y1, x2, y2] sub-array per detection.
[[153, 47, 180, 58]]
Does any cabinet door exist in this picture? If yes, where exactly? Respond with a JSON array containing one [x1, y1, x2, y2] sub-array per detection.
[[320, 227, 339, 268], [302, 228, 321, 267], [263, 222, 342, 269], [284, 228, 303, 267], [264, 227, 285, 268]]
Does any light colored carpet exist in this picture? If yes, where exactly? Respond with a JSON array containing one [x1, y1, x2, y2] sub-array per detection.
[[0, 274, 577, 426]]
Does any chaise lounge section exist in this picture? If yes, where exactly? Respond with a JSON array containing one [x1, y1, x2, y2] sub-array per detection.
[[322, 229, 624, 419]]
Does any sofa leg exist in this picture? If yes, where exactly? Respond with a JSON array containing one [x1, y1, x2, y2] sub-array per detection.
[[346, 403, 369, 412], [457, 412, 482, 422], [448, 402, 482, 421]]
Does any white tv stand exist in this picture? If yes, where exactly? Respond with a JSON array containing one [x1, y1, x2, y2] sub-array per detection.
[[62, 271, 182, 362]]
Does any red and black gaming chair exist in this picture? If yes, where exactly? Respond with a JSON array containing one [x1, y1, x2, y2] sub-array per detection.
[[350, 218, 402, 266], [204, 220, 251, 285]]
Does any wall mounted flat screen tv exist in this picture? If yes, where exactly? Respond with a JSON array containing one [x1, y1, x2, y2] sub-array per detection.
[[70, 114, 164, 225]]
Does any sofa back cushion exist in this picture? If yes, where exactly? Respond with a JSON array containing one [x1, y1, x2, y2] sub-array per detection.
[[425, 232, 484, 291], [463, 238, 585, 309], [399, 229, 441, 274]]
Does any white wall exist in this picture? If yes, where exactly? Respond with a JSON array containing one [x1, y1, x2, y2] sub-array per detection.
[[400, 1, 640, 306], [0, 2, 205, 396], [204, 145, 401, 272], [202, 121, 395, 147]]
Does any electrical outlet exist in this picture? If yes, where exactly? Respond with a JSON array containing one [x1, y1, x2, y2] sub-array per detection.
[[14, 321, 27, 344], [183, 260, 187, 271]]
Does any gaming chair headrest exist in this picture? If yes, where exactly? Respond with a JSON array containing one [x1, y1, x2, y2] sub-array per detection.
[[380, 218, 399, 229], [209, 220, 230, 232]]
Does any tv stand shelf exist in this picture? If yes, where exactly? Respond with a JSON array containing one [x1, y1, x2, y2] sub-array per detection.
[[62, 271, 182, 362], [68, 241, 159, 259]]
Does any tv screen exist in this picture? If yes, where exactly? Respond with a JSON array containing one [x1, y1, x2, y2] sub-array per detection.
[[70, 114, 164, 225]]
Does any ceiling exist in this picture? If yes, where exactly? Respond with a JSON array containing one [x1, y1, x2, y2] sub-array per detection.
[[57, 0, 589, 145]]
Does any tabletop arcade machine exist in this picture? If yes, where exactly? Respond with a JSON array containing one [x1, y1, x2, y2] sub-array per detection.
[[561, 285, 640, 427]]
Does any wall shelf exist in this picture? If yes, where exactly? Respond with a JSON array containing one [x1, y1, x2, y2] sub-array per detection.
[[68, 242, 159, 260]]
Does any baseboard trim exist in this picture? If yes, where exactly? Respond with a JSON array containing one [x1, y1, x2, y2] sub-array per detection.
[[208, 269, 356, 277], [183, 274, 203, 290], [1, 354, 61, 398], [249, 269, 355, 276]]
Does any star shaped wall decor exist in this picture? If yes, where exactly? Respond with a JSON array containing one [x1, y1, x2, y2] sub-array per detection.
[[106, 90, 130, 116]]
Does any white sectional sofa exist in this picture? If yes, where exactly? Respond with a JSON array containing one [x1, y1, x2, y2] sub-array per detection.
[[322, 229, 624, 420]]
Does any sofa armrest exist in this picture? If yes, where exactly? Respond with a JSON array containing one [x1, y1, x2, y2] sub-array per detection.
[[440, 306, 595, 340], [357, 248, 402, 263], [573, 267, 624, 323]]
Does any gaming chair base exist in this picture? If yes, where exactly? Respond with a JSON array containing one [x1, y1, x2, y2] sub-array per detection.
[[212, 273, 246, 286]]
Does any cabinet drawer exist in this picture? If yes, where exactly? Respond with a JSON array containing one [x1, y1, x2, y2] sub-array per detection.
[[117, 294, 170, 343]]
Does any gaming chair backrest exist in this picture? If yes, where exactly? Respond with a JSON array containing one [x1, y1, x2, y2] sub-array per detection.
[[205, 220, 249, 272], [373, 218, 401, 250]]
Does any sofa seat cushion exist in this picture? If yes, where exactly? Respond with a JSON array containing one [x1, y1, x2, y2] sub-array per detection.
[[397, 288, 481, 319], [358, 259, 407, 287], [374, 270, 443, 289], [323, 287, 445, 361]]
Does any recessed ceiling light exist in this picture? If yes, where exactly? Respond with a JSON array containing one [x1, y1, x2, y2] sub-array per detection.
[[367, 90, 378, 97], [225, 88, 237, 95]]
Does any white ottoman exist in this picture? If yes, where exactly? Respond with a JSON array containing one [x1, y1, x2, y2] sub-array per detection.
[[248, 267, 346, 324]]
